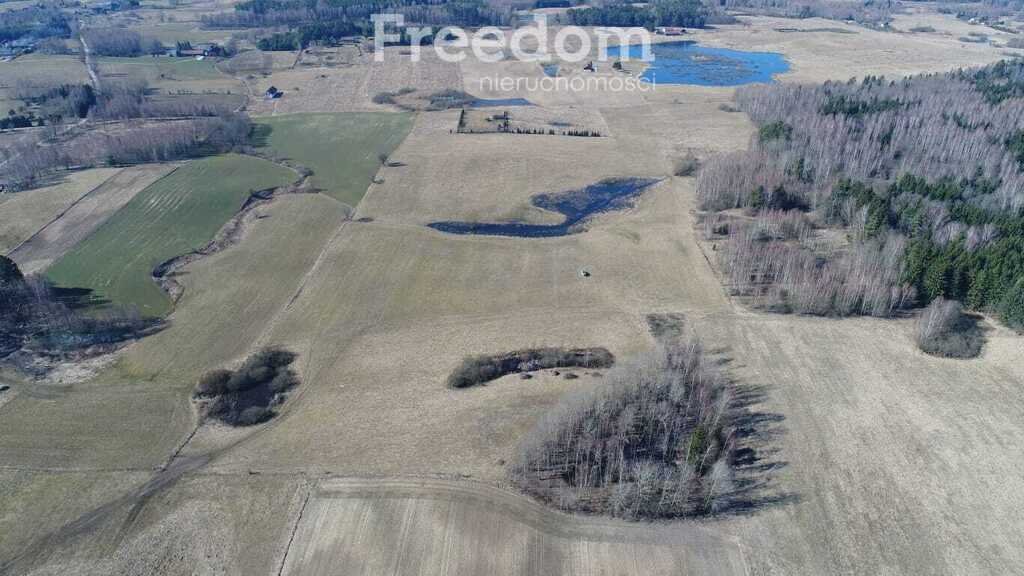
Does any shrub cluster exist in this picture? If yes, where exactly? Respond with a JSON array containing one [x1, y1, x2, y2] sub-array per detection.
[[915, 298, 985, 358], [511, 337, 735, 519], [448, 347, 614, 388], [193, 347, 299, 426], [673, 154, 700, 177]]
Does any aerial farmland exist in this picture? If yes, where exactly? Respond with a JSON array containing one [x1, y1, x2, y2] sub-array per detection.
[[1, 0, 1024, 574]]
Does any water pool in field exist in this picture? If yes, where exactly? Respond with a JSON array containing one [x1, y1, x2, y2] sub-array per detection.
[[605, 41, 789, 86], [428, 177, 660, 238], [470, 97, 534, 107]]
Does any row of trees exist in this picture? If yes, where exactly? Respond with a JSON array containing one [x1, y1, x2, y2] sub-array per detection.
[[566, 0, 710, 28], [448, 347, 614, 388], [698, 60, 1024, 328], [204, 0, 511, 48], [718, 0, 894, 23], [81, 29, 164, 57], [0, 4, 70, 44], [4, 77, 236, 129], [512, 337, 736, 518], [8, 81, 98, 125], [935, 0, 1024, 23], [2, 114, 251, 191]]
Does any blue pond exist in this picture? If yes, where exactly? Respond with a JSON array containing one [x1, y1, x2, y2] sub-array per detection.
[[470, 97, 533, 107], [606, 41, 789, 86], [428, 178, 660, 238]]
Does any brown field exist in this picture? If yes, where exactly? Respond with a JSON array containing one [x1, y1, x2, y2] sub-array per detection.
[[2, 8, 1023, 576], [281, 477, 749, 576], [0, 168, 122, 254]]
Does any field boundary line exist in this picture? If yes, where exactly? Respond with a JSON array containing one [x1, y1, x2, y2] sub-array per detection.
[[6, 168, 125, 257], [276, 481, 312, 576], [9, 164, 180, 262]]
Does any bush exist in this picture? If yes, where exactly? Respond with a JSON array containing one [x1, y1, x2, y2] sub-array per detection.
[[372, 91, 397, 105], [195, 368, 232, 397], [236, 406, 273, 426], [915, 298, 984, 358], [269, 370, 299, 394], [448, 347, 615, 388], [511, 337, 735, 519], [674, 154, 700, 177], [193, 346, 299, 426], [426, 90, 475, 110]]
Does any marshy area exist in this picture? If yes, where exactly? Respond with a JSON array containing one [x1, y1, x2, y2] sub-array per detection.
[[607, 41, 790, 86], [429, 177, 660, 238]]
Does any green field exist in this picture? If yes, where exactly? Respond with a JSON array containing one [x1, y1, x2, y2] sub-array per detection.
[[47, 154, 297, 317], [255, 112, 414, 207]]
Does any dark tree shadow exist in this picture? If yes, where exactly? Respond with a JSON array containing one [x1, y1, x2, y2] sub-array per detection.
[[716, 380, 799, 516]]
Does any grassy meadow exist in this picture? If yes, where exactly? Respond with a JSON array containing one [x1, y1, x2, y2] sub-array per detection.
[[254, 112, 414, 207], [46, 154, 296, 316]]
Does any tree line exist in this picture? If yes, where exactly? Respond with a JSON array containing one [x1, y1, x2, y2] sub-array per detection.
[[2, 114, 251, 191], [566, 0, 710, 29], [203, 0, 511, 49], [4, 78, 237, 130], [697, 61, 1024, 329], [81, 28, 165, 57], [0, 4, 70, 44], [717, 0, 894, 23]]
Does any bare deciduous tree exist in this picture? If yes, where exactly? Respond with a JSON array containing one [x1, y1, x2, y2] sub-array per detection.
[[511, 336, 736, 519]]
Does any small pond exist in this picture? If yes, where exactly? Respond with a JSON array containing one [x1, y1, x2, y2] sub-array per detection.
[[428, 177, 660, 238], [470, 97, 534, 107], [605, 41, 789, 86]]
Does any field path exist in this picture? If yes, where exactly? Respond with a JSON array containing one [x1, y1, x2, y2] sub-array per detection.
[[77, 24, 101, 94]]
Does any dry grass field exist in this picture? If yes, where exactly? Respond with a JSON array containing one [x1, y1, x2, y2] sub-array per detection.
[[686, 15, 1013, 81], [254, 112, 414, 206], [245, 48, 462, 116], [281, 477, 750, 576], [95, 56, 245, 97], [0, 168, 122, 254], [2, 8, 1023, 576]]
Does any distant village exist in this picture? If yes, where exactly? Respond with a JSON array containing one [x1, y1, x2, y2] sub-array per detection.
[[1, 37, 230, 60], [0, 0, 230, 60]]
